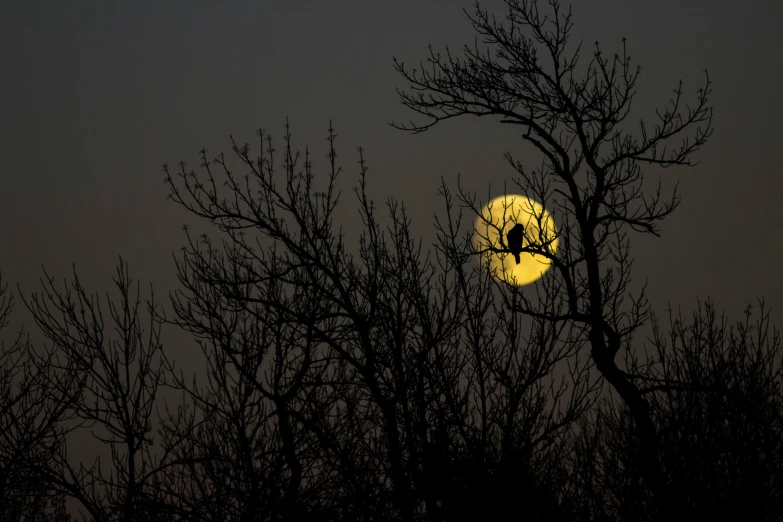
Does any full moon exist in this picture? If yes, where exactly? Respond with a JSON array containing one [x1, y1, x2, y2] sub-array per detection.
[[472, 194, 558, 286]]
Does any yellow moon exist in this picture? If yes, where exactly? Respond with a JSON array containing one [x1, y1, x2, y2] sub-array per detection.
[[472, 194, 558, 286]]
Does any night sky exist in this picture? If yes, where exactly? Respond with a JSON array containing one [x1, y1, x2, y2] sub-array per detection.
[[1, 0, 782, 512]]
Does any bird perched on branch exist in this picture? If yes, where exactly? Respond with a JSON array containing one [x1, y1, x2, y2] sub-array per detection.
[[506, 224, 525, 264]]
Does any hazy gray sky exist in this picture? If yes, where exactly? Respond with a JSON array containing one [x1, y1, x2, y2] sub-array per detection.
[[1, 1, 782, 490], [3, 0, 781, 326], [1, 1, 782, 516], [2, 0, 781, 319]]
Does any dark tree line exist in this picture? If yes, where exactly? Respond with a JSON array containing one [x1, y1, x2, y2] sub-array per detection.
[[2, 1, 781, 521]]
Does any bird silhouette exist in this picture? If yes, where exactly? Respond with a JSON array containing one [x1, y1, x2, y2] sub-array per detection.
[[506, 224, 525, 264]]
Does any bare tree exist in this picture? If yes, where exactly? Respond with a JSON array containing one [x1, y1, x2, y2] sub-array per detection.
[[153, 252, 336, 521], [18, 259, 178, 522], [161, 119, 598, 521], [643, 300, 783, 517], [390, 0, 713, 515], [0, 270, 80, 522], [564, 300, 783, 521]]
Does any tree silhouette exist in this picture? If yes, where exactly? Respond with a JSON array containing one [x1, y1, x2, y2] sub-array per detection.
[[159, 119, 598, 521], [5, 259, 190, 522], [11, 2, 783, 521], [4, 125, 782, 521], [390, 0, 713, 516], [564, 300, 783, 521], [0, 271, 80, 522]]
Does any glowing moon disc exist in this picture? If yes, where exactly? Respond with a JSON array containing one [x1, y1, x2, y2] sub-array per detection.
[[472, 194, 558, 286]]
